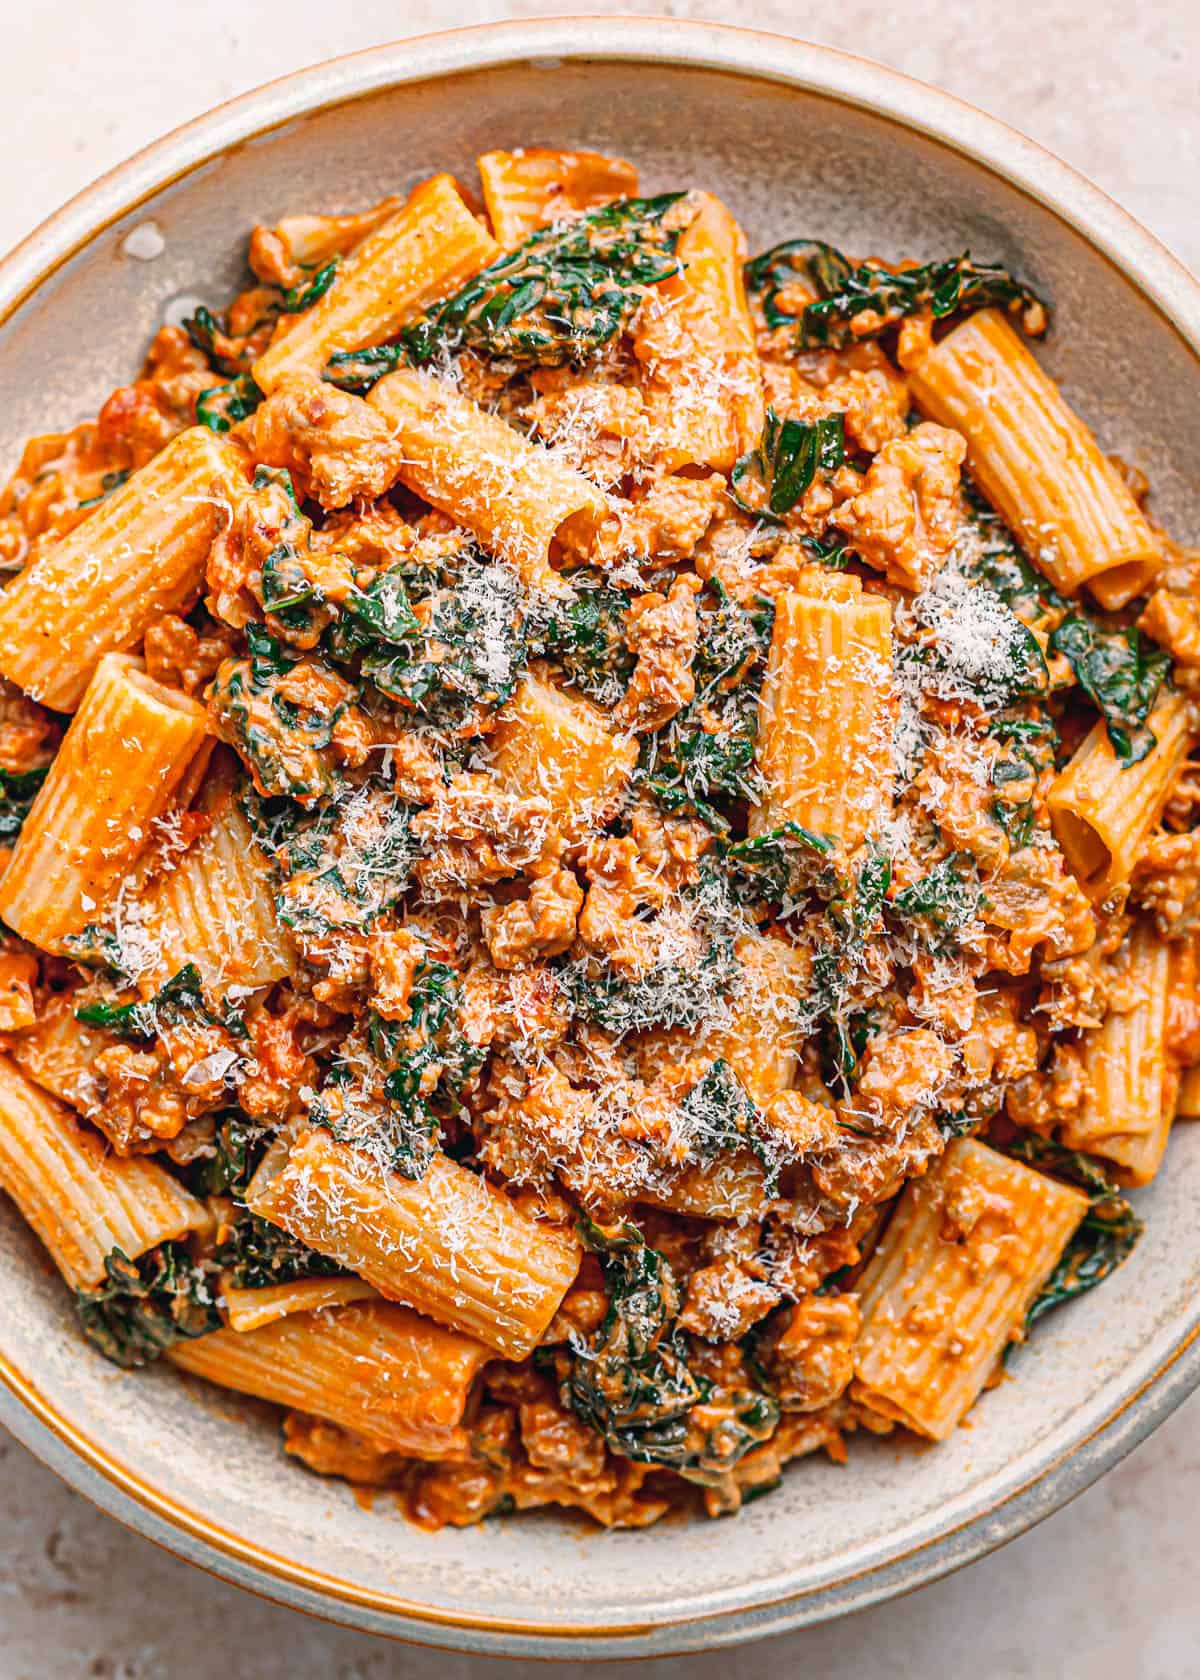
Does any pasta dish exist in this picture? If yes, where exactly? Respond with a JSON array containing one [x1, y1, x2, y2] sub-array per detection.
[[0, 146, 1194, 1530]]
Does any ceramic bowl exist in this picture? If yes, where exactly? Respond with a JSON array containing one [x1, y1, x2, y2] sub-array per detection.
[[1, 18, 1198, 1658]]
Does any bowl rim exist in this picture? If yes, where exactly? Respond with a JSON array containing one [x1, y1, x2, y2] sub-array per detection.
[[1, 15, 1199, 1658]]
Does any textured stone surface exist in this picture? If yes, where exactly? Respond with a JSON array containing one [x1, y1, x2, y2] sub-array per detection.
[[0, 3, 1197, 1675]]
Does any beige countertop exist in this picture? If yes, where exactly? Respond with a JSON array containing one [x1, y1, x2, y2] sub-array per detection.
[[1, 3, 1196, 1674]]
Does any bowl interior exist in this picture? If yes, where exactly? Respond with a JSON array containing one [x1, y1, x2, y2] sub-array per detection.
[[1, 45, 1198, 1656]]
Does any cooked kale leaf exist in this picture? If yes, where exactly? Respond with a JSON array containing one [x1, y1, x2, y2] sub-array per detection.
[[75, 963, 211, 1039], [183, 1112, 266, 1198], [639, 586, 773, 829], [214, 1213, 342, 1291], [361, 960, 484, 1177], [246, 779, 414, 939], [356, 558, 526, 725], [997, 1134, 1143, 1330], [326, 194, 687, 387], [730, 408, 845, 521], [282, 258, 339, 313], [890, 852, 981, 947], [533, 570, 635, 707], [1050, 613, 1171, 765], [723, 821, 837, 905], [803, 847, 893, 1076], [75, 1243, 221, 1368], [209, 624, 354, 803], [563, 867, 740, 1036], [989, 716, 1058, 851], [555, 1217, 777, 1492], [0, 766, 47, 840], [196, 374, 263, 433], [745, 239, 1045, 349], [958, 491, 1066, 623]]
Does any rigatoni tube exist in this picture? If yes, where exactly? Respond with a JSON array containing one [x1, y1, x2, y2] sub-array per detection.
[[0, 427, 245, 710], [134, 757, 295, 993], [707, 931, 811, 1106], [477, 148, 639, 247], [253, 174, 499, 392], [367, 369, 610, 593], [0, 655, 211, 949], [752, 588, 895, 848], [852, 1138, 1087, 1439], [489, 668, 638, 842], [907, 308, 1161, 607], [0, 1054, 208, 1290], [245, 1129, 580, 1359], [1047, 691, 1189, 899], [1062, 923, 1173, 1184], [632, 191, 764, 473], [221, 1275, 379, 1335], [169, 1300, 489, 1457]]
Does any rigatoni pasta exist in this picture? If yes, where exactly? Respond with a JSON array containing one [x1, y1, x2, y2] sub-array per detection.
[[489, 668, 638, 840], [1048, 691, 1189, 897], [0, 427, 244, 710], [0, 654, 211, 949], [244, 1128, 580, 1359], [366, 367, 610, 592], [478, 147, 639, 246], [253, 174, 499, 392], [752, 586, 895, 848], [133, 754, 296, 993], [0, 141, 1191, 1533], [851, 1139, 1088, 1439], [906, 307, 1161, 607], [0, 1054, 207, 1290], [170, 1301, 490, 1457]]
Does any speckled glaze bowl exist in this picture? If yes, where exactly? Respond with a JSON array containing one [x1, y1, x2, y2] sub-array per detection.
[[1, 18, 1198, 1657]]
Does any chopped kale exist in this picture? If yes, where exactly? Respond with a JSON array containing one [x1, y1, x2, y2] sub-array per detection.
[[1050, 613, 1171, 765], [182, 1112, 266, 1198], [745, 239, 1045, 349], [723, 821, 837, 905], [533, 570, 635, 707], [60, 922, 143, 981], [639, 586, 773, 829], [563, 867, 740, 1036], [0, 766, 47, 840], [326, 194, 687, 387], [214, 1213, 341, 1291], [76, 468, 131, 510], [903, 571, 1049, 709], [209, 624, 354, 803], [959, 491, 1066, 624], [251, 468, 335, 646], [75, 1243, 221, 1368], [553, 1217, 777, 1493], [803, 847, 893, 1076], [320, 345, 403, 393], [997, 1135, 1143, 1331], [75, 963, 210, 1039], [282, 258, 339, 313], [890, 853, 981, 947], [246, 779, 414, 939], [989, 716, 1058, 851], [359, 960, 483, 1177], [334, 557, 525, 727], [679, 1058, 792, 1195], [326, 569, 422, 665], [1028, 1198, 1142, 1325], [196, 374, 263, 433], [730, 408, 845, 522], [184, 304, 238, 373]]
